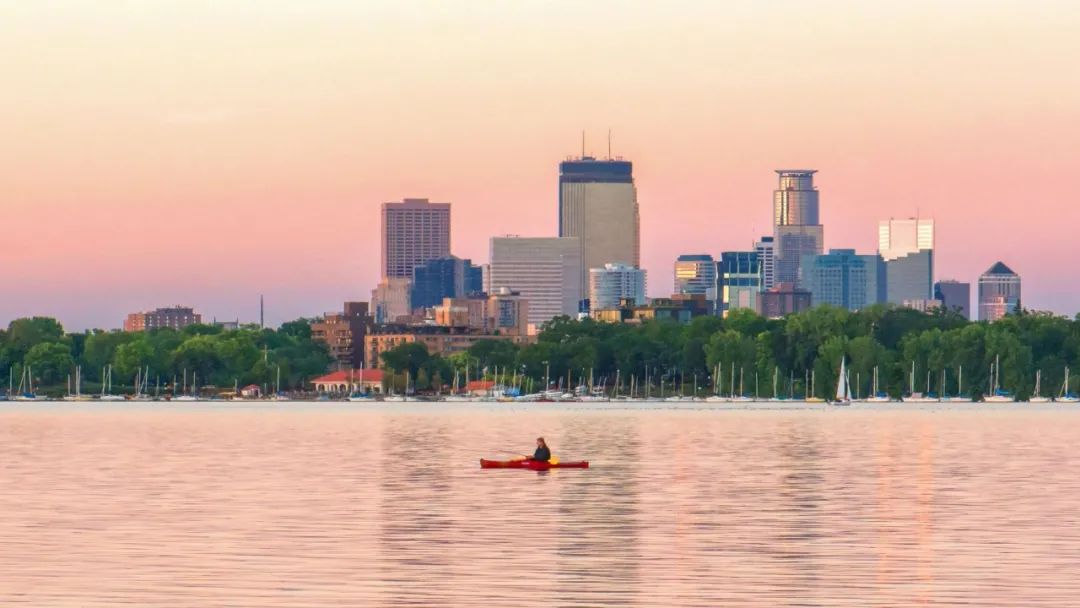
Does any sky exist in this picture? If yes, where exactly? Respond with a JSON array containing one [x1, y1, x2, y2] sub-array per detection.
[[2, 1, 1079, 331]]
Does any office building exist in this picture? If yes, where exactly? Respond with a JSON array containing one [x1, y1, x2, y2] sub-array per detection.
[[935, 280, 971, 319], [879, 217, 934, 260], [803, 249, 885, 311], [718, 251, 761, 316], [410, 256, 483, 310], [364, 327, 532, 369], [885, 250, 933, 304], [760, 283, 812, 318], [754, 236, 776, 290], [773, 170, 823, 287], [486, 287, 530, 336], [979, 262, 1021, 321], [559, 156, 640, 294], [879, 218, 934, 304], [381, 198, 451, 279], [590, 263, 647, 311], [310, 302, 371, 369], [371, 278, 412, 324], [489, 236, 582, 328], [124, 306, 201, 332], [674, 254, 716, 297]]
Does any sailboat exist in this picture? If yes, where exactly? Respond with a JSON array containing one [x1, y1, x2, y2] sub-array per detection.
[[768, 367, 784, 402], [1028, 369, 1051, 403], [942, 365, 973, 403], [348, 364, 375, 402], [731, 367, 754, 403], [806, 369, 825, 403], [382, 371, 407, 402], [984, 355, 1015, 403], [832, 357, 851, 405], [705, 363, 729, 402], [1059, 367, 1079, 403], [903, 362, 939, 403], [63, 366, 93, 401], [14, 366, 43, 401], [174, 369, 198, 402], [99, 365, 125, 401], [866, 366, 891, 403]]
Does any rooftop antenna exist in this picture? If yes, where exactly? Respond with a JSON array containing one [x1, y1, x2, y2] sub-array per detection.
[[607, 129, 612, 159], [260, 295, 264, 329], [581, 130, 585, 158]]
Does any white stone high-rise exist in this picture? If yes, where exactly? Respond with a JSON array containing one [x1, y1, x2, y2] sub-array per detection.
[[559, 157, 640, 295], [589, 263, 647, 310], [489, 236, 582, 328]]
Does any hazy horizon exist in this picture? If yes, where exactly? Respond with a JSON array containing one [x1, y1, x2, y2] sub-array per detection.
[[4, 1, 1079, 331]]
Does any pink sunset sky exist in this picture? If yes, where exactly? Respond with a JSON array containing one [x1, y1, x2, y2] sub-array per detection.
[[2, 1, 1079, 330]]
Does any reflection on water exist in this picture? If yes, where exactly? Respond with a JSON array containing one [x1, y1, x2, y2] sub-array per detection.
[[1, 403, 1079, 606]]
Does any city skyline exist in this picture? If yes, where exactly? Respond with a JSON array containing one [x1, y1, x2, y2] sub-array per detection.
[[4, 2, 1079, 330]]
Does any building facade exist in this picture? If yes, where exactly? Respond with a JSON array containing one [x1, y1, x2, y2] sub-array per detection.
[[673, 254, 716, 297], [124, 306, 202, 332], [381, 198, 451, 280], [879, 218, 935, 261], [489, 236, 582, 328], [371, 277, 412, 324], [559, 157, 640, 295], [773, 170, 824, 287], [409, 256, 483, 310], [760, 283, 812, 318], [310, 302, 370, 369], [590, 263, 647, 311], [934, 280, 971, 319], [753, 236, 776, 291], [885, 250, 933, 304], [718, 252, 761, 316], [803, 249, 885, 311], [364, 328, 532, 369], [978, 262, 1021, 321]]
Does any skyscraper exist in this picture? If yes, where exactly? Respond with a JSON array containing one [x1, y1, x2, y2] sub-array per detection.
[[978, 262, 1021, 321], [879, 218, 934, 304], [879, 218, 935, 261], [803, 249, 885, 311], [559, 157, 640, 294], [934, 280, 971, 319], [773, 170, 823, 287], [753, 236, 776, 290], [590, 263, 647, 310], [489, 236, 582, 328], [410, 256, 484, 310], [673, 254, 716, 296], [885, 251, 934, 304], [381, 198, 451, 279], [718, 251, 761, 316]]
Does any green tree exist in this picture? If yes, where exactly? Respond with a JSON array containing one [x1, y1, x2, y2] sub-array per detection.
[[25, 342, 74, 386]]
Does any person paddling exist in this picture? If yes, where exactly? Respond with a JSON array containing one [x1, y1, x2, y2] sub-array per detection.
[[530, 437, 551, 463]]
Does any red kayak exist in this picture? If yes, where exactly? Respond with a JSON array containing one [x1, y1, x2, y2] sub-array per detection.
[[480, 458, 589, 470]]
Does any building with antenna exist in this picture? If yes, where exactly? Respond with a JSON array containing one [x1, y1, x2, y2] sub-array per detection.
[[558, 142, 640, 297]]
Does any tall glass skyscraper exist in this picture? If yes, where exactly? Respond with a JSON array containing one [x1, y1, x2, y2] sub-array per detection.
[[559, 157, 640, 295], [978, 262, 1021, 321], [773, 170, 823, 287], [410, 256, 483, 309]]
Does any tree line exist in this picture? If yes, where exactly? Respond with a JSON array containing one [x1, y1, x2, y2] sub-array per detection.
[[378, 306, 1080, 399], [0, 318, 332, 395]]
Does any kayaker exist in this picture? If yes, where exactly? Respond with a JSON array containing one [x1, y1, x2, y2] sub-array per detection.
[[531, 437, 551, 463]]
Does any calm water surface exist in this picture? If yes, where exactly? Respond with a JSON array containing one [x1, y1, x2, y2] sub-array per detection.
[[1, 402, 1078, 607]]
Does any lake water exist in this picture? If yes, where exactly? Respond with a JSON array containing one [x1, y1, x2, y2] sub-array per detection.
[[1, 402, 1078, 607]]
